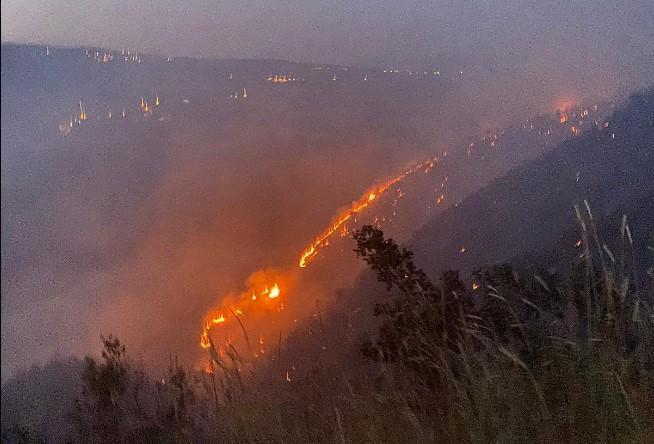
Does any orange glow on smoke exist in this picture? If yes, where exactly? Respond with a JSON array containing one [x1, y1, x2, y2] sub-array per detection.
[[199, 155, 443, 358], [553, 95, 577, 113], [200, 273, 283, 348]]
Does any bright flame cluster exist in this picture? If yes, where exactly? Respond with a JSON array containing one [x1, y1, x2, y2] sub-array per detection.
[[200, 282, 281, 349]]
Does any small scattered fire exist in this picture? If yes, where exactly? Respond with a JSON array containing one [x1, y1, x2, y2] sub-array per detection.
[[268, 74, 296, 84]]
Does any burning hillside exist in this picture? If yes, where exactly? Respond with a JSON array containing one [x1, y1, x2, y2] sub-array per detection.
[[196, 97, 612, 371], [199, 156, 442, 362]]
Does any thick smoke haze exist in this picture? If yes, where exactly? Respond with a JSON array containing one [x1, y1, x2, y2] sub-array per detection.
[[1, 66, 472, 378], [1, 0, 653, 381]]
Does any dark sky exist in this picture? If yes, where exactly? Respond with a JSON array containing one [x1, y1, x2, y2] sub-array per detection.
[[2, 0, 653, 73]]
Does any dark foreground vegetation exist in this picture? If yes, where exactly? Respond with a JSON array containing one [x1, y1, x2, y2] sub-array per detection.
[[3, 209, 653, 443]]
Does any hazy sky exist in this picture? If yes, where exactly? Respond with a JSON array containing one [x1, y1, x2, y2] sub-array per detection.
[[2, 0, 653, 70]]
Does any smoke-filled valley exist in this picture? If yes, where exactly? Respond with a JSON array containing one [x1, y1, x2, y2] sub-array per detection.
[[1, 8, 653, 439], [3, 43, 624, 378]]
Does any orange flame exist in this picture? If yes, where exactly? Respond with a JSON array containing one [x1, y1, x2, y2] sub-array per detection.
[[559, 113, 569, 124], [199, 276, 286, 349], [269, 283, 281, 299], [298, 157, 440, 268]]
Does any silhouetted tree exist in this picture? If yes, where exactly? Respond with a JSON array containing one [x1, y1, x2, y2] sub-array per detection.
[[73, 335, 129, 441], [353, 226, 472, 385]]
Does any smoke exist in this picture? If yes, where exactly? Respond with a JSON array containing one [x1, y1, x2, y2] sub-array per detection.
[[1, 83, 454, 377], [2, 0, 652, 376]]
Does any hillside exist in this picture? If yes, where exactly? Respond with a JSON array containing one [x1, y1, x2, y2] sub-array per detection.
[[4, 43, 619, 381], [2, 88, 652, 444], [410, 88, 654, 279]]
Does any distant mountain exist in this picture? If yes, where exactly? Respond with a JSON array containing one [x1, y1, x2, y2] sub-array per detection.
[[410, 88, 654, 279], [1, 43, 329, 90]]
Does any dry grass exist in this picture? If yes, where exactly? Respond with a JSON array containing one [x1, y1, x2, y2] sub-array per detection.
[[10, 204, 650, 443], [194, 204, 652, 443]]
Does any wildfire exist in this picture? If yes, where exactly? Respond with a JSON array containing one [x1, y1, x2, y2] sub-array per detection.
[[199, 272, 287, 351], [199, 154, 444, 359], [79, 100, 87, 121], [201, 100, 600, 362], [298, 157, 440, 268]]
